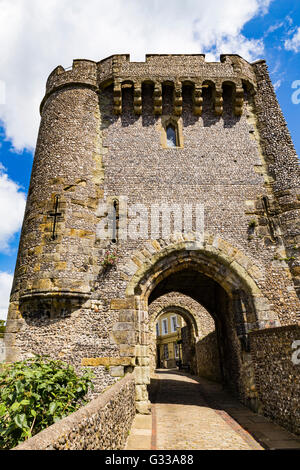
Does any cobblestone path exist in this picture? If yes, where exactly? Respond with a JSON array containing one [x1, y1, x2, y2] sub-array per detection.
[[126, 370, 300, 450], [150, 370, 262, 450]]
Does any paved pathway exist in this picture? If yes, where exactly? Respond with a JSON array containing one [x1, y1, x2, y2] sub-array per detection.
[[126, 370, 300, 451]]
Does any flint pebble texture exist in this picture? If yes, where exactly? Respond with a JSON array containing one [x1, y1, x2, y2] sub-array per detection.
[[250, 325, 300, 435]]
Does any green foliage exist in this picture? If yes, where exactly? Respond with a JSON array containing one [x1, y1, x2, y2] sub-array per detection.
[[248, 219, 257, 229], [0, 355, 94, 449], [0, 320, 5, 338], [100, 249, 118, 268]]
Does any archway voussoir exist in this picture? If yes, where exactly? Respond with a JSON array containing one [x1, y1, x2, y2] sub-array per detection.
[[125, 236, 267, 316], [229, 261, 261, 295], [204, 231, 214, 246], [247, 265, 265, 282], [144, 241, 159, 255], [217, 238, 239, 260], [150, 240, 162, 252]]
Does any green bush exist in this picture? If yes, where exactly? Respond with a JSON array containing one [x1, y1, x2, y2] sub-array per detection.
[[0, 355, 94, 449], [0, 320, 5, 338]]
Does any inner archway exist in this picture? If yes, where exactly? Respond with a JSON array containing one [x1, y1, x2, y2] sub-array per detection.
[[154, 309, 187, 370], [148, 268, 245, 395], [148, 292, 217, 378]]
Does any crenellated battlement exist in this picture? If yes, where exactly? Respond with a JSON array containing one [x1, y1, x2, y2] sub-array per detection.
[[41, 54, 257, 116], [41, 59, 98, 112]]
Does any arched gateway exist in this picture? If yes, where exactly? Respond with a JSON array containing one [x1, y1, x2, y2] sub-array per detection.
[[114, 236, 278, 413]]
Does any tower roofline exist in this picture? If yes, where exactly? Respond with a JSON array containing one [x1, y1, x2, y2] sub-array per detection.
[[41, 53, 258, 114]]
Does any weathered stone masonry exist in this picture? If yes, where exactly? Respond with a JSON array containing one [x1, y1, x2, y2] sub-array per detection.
[[250, 325, 300, 436], [4, 54, 299, 433]]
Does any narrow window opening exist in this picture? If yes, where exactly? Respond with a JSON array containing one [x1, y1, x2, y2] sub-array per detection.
[[49, 195, 62, 241], [166, 124, 177, 147], [262, 196, 269, 215], [171, 315, 178, 333], [112, 199, 119, 244]]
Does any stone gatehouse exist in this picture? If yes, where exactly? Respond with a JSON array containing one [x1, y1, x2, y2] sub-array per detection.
[[4, 54, 300, 433]]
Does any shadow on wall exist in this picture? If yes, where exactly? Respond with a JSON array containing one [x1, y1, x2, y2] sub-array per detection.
[[99, 83, 243, 131], [195, 331, 222, 383]]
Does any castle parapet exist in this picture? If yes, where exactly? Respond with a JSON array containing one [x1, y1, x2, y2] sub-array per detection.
[[41, 59, 98, 112], [41, 54, 257, 117]]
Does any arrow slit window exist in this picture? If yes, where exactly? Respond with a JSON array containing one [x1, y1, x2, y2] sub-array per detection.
[[112, 199, 119, 244]]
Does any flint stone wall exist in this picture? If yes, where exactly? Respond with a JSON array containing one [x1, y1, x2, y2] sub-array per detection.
[[196, 332, 222, 382], [13, 373, 135, 450], [250, 325, 300, 435]]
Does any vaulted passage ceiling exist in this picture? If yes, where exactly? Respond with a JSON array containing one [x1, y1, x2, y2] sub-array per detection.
[[148, 269, 226, 318]]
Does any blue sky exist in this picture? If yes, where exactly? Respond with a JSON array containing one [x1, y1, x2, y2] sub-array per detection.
[[0, 0, 299, 320]]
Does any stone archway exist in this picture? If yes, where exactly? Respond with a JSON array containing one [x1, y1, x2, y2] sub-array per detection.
[[149, 303, 199, 374], [114, 236, 280, 413], [148, 292, 215, 375]]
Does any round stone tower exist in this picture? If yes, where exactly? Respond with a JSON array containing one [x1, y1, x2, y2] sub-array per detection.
[[7, 60, 102, 339]]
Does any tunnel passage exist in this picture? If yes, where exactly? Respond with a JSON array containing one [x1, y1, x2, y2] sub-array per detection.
[[126, 241, 275, 413], [146, 266, 257, 400]]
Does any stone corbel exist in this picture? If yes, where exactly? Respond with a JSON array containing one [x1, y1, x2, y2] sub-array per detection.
[[134, 82, 142, 115], [174, 82, 183, 116], [214, 85, 223, 116], [153, 83, 162, 115], [193, 84, 203, 116], [113, 80, 122, 115], [234, 84, 244, 116]]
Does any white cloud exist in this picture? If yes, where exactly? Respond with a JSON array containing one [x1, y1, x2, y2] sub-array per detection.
[[0, 164, 26, 252], [206, 35, 264, 62], [0, 0, 272, 151], [285, 27, 300, 53], [0, 165, 25, 322], [0, 271, 13, 321]]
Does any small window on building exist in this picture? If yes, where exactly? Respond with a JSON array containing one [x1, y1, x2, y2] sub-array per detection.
[[171, 315, 178, 333], [156, 323, 160, 337], [174, 343, 179, 359], [166, 124, 177, 148], [162, 318, 168, 335], [164, 344, 169, 359]]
